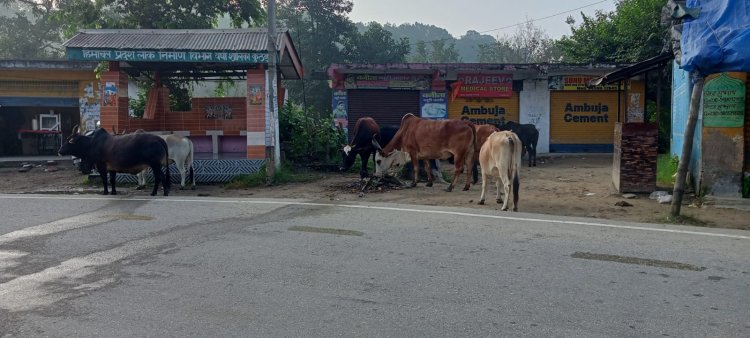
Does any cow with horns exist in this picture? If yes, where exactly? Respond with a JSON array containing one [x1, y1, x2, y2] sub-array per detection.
[[58, 126, 171, 196]]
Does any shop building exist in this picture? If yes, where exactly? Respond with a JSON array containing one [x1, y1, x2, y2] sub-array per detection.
[[328, 63, 643, 153]]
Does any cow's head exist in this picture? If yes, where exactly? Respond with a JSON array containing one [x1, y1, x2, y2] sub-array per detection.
[[374, 150, 410, 176], [339, 144, 357, 172], [58, 125, 93, 158]]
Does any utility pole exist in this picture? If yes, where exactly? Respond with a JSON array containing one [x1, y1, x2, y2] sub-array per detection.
[[266, 0, 278, 184], [671, 74, 704, 217]]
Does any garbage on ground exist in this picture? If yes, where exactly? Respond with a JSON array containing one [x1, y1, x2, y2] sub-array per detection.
[[658, 194, 673, 204], [615, 201, 633, 207], [649, 191, 669, 200], [621, 193, 637, 199]]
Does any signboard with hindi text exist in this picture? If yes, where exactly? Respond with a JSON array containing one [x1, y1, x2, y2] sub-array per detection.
[[66, 49, 269, 63], [703, 73, 746, 128], [548, 76, 621, 91]]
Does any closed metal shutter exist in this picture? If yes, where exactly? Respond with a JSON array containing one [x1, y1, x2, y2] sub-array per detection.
[[347, 90, 420, 141], [549, 91, 620, 146], [447, 92, 519, 125]]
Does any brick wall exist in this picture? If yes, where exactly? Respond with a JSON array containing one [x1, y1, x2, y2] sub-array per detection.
[[613, 123, 658, 193]]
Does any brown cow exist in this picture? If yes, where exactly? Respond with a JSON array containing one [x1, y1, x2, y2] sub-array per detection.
[[373, 113, 475, 192], [477, 130, 522, 211]]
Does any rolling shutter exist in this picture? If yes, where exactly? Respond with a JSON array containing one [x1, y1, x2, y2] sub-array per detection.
[[549, 91, 620, 145], [347, 90, 420, 141]]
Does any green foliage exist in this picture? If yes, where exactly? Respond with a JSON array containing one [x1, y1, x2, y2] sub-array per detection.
[[0, 1, 63, 59], [346, 22, 411, 63], [279, 102, 345, 164], [410, 39, 462, 63], [477, 20, 560, 63], [558, 0, 669, 63], [656, 154, 679, 187], [225, 162, 320, 188]]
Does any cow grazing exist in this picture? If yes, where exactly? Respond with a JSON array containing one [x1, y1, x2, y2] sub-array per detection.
[[58, 126, 171, 196], [340, 117, 444, 182], [135, 132, 195, 190], [478, 131, 522, 211], [373, 113, 474, 192]]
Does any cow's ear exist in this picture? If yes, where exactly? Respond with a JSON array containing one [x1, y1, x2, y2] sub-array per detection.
[[72, 125, 80, 135]]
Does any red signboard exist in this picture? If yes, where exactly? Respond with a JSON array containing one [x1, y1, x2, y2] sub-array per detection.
[[452, 73, 513, 99]]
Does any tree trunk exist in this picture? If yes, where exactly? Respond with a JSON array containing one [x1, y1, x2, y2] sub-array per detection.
[[670, 74, 704, 216]]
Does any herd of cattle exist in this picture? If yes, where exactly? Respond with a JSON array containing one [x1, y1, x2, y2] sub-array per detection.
[[340, 114, 539, 211], [57, 115, 538, 211]]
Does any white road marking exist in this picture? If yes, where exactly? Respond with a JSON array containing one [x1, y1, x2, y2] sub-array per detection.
[[0, 211, 112, 245], [1, 194, 748, 240]]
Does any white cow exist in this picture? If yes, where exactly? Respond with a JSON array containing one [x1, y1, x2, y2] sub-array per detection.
[[477, 130, 522, 211], [136, 133, 195, 190]]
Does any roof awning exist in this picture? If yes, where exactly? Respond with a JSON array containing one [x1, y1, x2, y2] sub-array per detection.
[[63, 29, 303, 80], [589, 53, 674, 86]]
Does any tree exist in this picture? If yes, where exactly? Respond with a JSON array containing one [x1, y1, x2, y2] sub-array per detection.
[[0, 1, 64, 58], [477, 20, 560, 63], [558, 0, 668, 63], [410, 39, 461, 63], [347, 22, 410, 63]]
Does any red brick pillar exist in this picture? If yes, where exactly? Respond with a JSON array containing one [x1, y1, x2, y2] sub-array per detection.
[[246, 68, 266, 159], [100, 62, 129, 134]]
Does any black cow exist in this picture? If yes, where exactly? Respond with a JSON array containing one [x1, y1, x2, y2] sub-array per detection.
[[497, 121, 539, 167], [58, 126, 171, 196], [340, 117, 442, 181]]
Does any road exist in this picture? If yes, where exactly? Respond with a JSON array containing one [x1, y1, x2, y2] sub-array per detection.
[[0, 194, 748, 337]]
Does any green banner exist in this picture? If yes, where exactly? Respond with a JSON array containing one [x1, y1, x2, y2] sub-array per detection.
[[66, 48, 269, 63], [703, 73, 745, 128]]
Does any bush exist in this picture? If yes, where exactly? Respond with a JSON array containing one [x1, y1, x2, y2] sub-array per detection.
[[225, 162, 321, 189], [279, 102, 344, 164]]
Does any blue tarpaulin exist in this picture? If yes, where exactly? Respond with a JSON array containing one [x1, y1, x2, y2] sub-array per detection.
[[681, 0, 750, 74]]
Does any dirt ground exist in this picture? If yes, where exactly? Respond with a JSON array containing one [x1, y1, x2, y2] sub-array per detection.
[[1, 155, 749, 230]]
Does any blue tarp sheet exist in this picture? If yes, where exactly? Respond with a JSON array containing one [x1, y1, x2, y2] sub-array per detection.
[[681, 0, 750, 74]]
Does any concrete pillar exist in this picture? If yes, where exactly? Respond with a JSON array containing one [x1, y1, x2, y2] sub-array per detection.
[[520, 79, 550, 153], [99, 62, 129, 134], [246, 68, 266, 159]]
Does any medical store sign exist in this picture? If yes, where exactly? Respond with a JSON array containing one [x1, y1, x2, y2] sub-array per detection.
[[344, 74, 430, 90], [548, 76, 620, 91], [451, 73, 512, 98], [67, 49, 269, 63]]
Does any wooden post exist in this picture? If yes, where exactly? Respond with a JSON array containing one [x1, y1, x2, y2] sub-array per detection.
[[671, 74, 704, 216]]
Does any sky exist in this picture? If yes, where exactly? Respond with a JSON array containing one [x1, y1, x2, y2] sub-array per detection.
[[348, 0, 618, 39]]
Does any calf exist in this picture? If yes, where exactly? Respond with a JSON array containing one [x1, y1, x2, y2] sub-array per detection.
[[58, 126, 170, 196], [478, 131, 522, 211], [497, 121, 538, 167]]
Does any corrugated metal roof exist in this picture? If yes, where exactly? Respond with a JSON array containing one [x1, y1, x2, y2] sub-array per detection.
[[63, 29, 287, 52]]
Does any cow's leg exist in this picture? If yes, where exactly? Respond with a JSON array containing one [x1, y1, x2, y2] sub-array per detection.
[[149, 163, 161, 196], [462, 153, 473, 191], [446, 154, 463, 192], [189, 166, 195, 190], [527, 145, 533, 167], [423, 159, 433, 187], [478, 170, 488, 205], [500, 176, 512, 211], [108, 171, 117, 195], [163, 163, 171, 196], [471, 160, 479, 184], [136, 169, 146, 190], [409, 154, 419, 187], [175, 160, 187, 190], [495, 179, 503, 204], [96, 163, 109, 195], [359, 150, 371, 179], [531, 144, 537, 167]]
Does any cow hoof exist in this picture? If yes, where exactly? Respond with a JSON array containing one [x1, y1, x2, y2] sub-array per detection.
[[444, 186, 453, 192], [496, 199, 503, 204], [462, 186, 470, 191], [501, 207, 509, 211], [102, 191, 109, 195], [426, 182, 433, 187], [111, 191, 118, 195], [478, 200, 485, 205], [409, 182, 417, 188], [136, 185, 144, 190], [151, 192, 157, 196], [191, 186, 196, 190], [179, 186, 185, 190], [512, 208, 518, 212]]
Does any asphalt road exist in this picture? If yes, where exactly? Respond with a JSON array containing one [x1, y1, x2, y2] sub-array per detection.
[[0, 194, 748, 337]]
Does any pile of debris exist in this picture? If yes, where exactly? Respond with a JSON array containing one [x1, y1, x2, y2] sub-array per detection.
[[17, 160, 60, 173], [342, 175, 406, 194]]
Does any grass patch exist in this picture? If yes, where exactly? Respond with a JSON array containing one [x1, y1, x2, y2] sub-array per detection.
[[656, 154, 679, 188], [225, 162, 321, 189]]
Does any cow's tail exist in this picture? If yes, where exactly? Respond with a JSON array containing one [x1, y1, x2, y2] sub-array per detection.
[[507, 136, 517, 181], [186, 139, 195, 187], [162, 140, 171, 192]]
